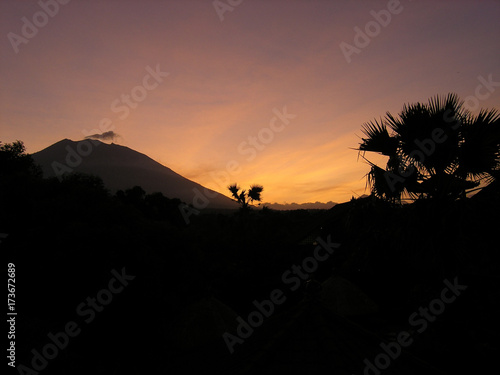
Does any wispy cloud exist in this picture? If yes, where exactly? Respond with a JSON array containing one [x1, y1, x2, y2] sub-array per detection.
[[84, 131, 120, 142]]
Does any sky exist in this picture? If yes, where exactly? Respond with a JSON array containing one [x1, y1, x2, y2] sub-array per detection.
[[1, 0, 499, 205]]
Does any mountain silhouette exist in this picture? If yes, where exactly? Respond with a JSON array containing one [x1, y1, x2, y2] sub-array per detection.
[[32, 139, 238, 209]]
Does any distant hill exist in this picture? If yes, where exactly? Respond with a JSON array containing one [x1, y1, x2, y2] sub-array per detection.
[[32, 139, 238, 210], [264, 201, 337, 210]]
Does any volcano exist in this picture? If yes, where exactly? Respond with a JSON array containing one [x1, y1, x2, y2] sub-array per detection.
[[32, 139, 237, 210]]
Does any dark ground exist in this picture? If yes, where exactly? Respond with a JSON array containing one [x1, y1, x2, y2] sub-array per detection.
[[2, 156, 500, 374]]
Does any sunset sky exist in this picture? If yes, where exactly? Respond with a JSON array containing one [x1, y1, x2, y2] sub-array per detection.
[[1, 0, 499, 205]]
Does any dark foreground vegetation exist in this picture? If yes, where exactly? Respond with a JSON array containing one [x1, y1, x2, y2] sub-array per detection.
[[2, 93, 499, 375]]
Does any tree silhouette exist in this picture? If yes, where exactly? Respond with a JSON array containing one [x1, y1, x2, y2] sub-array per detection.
[[227, 183, 263, 210], [357, 93, 500, 203], [0, 140, 42, 178]]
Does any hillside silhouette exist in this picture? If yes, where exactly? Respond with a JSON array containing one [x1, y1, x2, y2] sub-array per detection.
[[32, 138, 238, 210]]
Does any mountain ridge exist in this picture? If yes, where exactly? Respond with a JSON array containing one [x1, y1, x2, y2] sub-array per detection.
[[32, 139, 238, 210]]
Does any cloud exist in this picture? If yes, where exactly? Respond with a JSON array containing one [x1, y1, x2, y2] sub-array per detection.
[[84, 131, 120, 142]]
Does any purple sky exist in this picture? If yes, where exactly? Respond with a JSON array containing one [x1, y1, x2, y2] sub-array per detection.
[[1, 0, 499, 204]]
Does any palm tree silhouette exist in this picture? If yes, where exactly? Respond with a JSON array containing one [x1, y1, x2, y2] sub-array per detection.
[[357, 93, 500, 202], [227, 183, 264, 210]]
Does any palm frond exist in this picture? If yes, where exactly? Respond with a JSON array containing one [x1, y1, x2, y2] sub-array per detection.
[[248, 184, 263, 202], [358, 119, 398, 156], [227, 183, 241, 200], [455, 108, 500, 179]]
